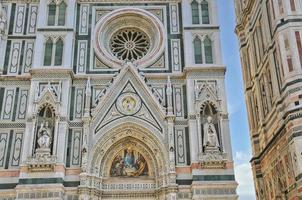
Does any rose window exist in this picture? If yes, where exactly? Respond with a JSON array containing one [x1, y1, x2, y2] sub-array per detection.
[[110, 29, 150, 61]]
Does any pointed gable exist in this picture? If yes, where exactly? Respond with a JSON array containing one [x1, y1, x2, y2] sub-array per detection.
[[91, 64, 166, 134]]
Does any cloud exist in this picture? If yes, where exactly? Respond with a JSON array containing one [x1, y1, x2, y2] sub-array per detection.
[[234, 151, 256, 200]]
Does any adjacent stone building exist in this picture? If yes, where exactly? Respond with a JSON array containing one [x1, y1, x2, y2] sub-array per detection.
[[0, 0, 237, 199], [235, 0, 302, 199]]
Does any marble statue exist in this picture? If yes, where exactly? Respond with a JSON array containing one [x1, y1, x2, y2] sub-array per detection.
[[203, 116, 219, 148], [37, 121, 52, 149]]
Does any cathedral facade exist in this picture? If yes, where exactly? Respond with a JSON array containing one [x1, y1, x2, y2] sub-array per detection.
[[235, 0, 302, 199], [0, 1, 237, 199]]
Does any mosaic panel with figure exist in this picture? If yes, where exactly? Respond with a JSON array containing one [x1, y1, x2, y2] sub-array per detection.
[[110, 147, 148, 177]]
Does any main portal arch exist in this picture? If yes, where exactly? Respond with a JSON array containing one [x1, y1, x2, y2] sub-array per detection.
[[79, 122, 177, 200]]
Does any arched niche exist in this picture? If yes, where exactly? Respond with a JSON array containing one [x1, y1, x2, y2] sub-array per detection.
[[200, 101, 222, 151], [89, 123, 169, 187], [34, 103, 56, 155]]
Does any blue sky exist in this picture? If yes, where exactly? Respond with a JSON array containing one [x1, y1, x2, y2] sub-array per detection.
[[218, 1, 256, 199]]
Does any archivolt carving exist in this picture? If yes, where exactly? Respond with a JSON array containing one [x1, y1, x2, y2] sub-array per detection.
[[89, 123, 168, 179]]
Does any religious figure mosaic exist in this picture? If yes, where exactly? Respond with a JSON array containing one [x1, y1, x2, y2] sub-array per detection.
[[110, 147, 148, 177]]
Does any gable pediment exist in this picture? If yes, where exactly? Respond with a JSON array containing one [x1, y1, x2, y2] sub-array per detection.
[[91, 64, 166, 134]]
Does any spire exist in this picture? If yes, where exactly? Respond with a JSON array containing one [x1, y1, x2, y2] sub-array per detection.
[[84, 77, 91, 117], [166, 76, 173, 115]]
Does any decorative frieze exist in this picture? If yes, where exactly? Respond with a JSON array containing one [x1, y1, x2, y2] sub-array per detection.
[[16, 89, 28, 119], [71, 130, 82, 166], [174, 86, 183, 117], [0, 132, 8, 167], [10, 132, 23, 167], [2, 89, 15, 120], [74, 88, 84, 119], [27, 5, 38, 34], [79, 4, 89, 35], [13, 4, 26, 35], [171, 39, 182, 72], [170, 4, 179, 34], [176, 129, 186, 165], [8, 40, 22, 74], [77, 40, 88, 73], [23, 41, 34, 73]]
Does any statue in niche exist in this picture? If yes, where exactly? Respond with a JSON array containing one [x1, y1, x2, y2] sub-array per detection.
[[110, 147, 148, 177], [35, 106, 55, 154], [201, 103, 221, 150], [203, 116, 219, 148], [37, 121, 52, 149]]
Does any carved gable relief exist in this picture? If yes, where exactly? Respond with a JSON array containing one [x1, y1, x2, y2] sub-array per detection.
[[95, 82, 162, 133], [195, 80, 219, 103]]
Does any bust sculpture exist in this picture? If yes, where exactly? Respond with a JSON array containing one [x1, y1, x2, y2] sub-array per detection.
[[37, 121, 52, 149], [203, 116, 219, 148]]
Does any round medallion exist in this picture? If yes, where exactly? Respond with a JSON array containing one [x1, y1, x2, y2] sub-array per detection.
[[116, 93, 141, 115], [93, 8, 166, 69]]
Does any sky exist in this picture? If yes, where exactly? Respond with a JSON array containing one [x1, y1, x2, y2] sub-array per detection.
[[217, 1, 256, 200]]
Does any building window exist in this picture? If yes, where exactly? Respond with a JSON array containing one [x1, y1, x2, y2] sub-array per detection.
[[44, 39, 53, 66], [204, 37, 213, 64], [201, 1, 210, 24], [191, 0, 200, 24], [47, 1, 67, 26], [295, 31, 302, 69], [44, 38, 64, 66], [54, 39, 64, 66], [194, 37, 202, 64]]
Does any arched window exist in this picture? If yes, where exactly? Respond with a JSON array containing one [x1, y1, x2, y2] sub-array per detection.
[[201, 1, 210, 24], [194, 37, 202, 64], [191, 0, 200, 24], [47, 1, 67, 26], [204, 37, 213, 64], [44, 39, 53, 66], [58, 2, 67, 26], [54, 39, 64, 66], [47, 2, 56, 26]]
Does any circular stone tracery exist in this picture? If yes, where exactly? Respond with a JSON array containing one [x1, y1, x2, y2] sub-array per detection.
[[110, 29, 150, 61], [93, 8, 166, 69]]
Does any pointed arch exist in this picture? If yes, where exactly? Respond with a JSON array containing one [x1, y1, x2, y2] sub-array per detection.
[[191, 0, 200, 24], [43, 38, 53, 66], [204, 36, 213, 64], [201, 0, 210, 24], [54, 38, 64, 66], [47, 1, 56, 26], [58, 1, 67, 26], [194, 36, 202, 64]]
